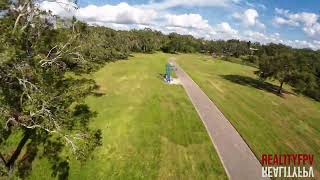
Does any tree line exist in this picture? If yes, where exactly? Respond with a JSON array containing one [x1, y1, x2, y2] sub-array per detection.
[[73, 23, 320, 101]]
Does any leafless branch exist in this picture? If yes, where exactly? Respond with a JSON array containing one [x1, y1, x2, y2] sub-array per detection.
[[64, 135, 77, 152], [5, 113, 84, 154], [17, 78, 38, 91], [5, 118, 18, 130], [46, 45, 58, 59], [46, 0, 78, 10], [12, 2, 30, 32], [6, 117, 80, 153], [40, 35, 85, 69]]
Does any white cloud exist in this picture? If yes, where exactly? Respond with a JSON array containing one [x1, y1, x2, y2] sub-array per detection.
[[303, 23, 320, 37], [245, 2, 266, 10], [243, 31, 282, 44], [139, 0, 239, 10], [244, 31, 267, 43], [216, 22, 238, 35], [160, 26, 215, 39], [273, 8, 320, 38], [243, 30, 320, 50], [313, 40, 320, 45], [165, 13, 210, 29], [243, 9, 258, 26], [257, 4, 267, 10], [274, 8, 319, 27], [275, 8, 289, 16], [39, 1, 320, 50], [273, 17, 299, 26], [233, 9, 265, 28], [288, 12, 318, 27], [39, 0, 77, 17], [76, 3, 157, 25], [287, 40, 320, 50], [210, 22, 240, 40]]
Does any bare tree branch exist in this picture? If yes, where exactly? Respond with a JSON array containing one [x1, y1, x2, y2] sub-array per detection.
[[12, 2, 30, 32], [5, 114, 84, 154], [39, 35, 84, 69], [64, 135, 77, 152], [47, 0, 78, 10], [5, 118, 17, 130]]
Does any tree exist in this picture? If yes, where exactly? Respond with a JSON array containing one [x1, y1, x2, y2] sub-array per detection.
[[290, 49, 320, 100], [256, 52, 297, 94], [0, 0, 101, 178]]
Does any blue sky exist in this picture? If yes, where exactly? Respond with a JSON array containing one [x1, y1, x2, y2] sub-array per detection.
[[42, 0, 320, 49]]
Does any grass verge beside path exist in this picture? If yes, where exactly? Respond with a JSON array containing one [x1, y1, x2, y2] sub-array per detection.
[[176, 54, 320, 177]]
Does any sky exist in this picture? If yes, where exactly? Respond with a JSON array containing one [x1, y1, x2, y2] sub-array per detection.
[[40, 0, 320, 50]]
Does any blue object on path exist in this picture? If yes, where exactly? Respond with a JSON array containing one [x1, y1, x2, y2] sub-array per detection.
[[165, 63, 174, 83]]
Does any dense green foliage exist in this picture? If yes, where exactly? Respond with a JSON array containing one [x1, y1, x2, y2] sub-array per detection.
[[0, 0, 101, 178], [74, 26, 254, 61], [256, 44, 320, 100]]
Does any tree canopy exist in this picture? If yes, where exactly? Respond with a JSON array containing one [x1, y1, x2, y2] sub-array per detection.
[[0, 0, 101, 178]]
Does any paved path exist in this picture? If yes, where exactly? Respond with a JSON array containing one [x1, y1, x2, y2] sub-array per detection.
[[170, 59, 267, 180]]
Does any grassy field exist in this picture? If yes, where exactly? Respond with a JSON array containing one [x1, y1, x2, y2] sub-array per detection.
[[176, 54, 320, 176], [28, 53, 227, 179]]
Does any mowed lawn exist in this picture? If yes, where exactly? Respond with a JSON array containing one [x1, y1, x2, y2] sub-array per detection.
[[176, 54, 320, 176], [29, 53, 227, 179]]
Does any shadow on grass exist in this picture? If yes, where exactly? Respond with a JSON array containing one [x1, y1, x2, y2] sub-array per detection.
[[221, 75, 294, 97], [91, 84, 105, 97], [92, 92, 105, 97], [158, 73, 166, 80]]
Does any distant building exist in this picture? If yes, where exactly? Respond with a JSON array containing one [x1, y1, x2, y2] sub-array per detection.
[[249, 47, 259, 55], [250, 47, 259, 51]]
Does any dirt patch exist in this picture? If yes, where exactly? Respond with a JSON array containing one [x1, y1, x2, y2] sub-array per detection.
[[169, 78, 181, 85]]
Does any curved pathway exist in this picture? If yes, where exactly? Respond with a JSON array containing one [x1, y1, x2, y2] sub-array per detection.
[[170, 59, 268, 180]]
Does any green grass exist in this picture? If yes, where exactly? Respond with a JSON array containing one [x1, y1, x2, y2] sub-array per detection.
[[176, 54, 320, 176], [28, 53, 227, 179]]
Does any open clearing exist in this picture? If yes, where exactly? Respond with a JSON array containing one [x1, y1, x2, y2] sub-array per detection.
[[176, 54, 320, 176], [24, 52, 320, 179], [28, 53, 227, 179]]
